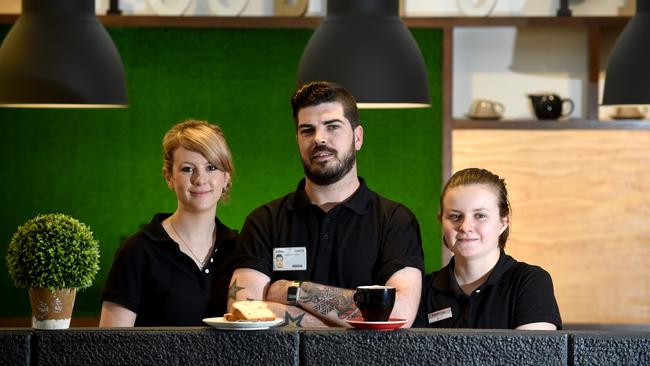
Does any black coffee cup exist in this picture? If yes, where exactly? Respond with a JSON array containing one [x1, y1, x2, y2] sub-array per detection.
[[528, 93, 574, 120], [353, 285, 395, 322]]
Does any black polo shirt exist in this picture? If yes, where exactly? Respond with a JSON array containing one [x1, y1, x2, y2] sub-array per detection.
[[235, 178, 424, 289], [414, 250, 562, 329], [101, 213, 237, 326]]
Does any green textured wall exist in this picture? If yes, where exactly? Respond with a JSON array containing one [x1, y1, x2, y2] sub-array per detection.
[[0, 26, 442, 317]]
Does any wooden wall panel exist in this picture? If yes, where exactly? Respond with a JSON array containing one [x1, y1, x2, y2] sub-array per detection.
[[453, 129, 650, 324]]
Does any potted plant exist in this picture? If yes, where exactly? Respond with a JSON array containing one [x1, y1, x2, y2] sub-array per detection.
[[5, 213, 100, 329]]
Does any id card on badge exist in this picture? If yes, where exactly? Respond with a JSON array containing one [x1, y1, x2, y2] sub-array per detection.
[[273, 247, 307, 271]]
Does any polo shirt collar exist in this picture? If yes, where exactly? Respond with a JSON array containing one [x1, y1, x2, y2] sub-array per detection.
[[432, 258, 455, 292], [287, 180, 311, 210], [287, 177, 372, 215], [143, 213, 237, 245], [484, 249, 516, 286], [142, 213, 173, 242], [432, 249, 516, 293]]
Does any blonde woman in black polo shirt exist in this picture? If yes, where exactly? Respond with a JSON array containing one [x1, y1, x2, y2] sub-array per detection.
[[414, 168, 561, 329], [99, 120, 237, 326]]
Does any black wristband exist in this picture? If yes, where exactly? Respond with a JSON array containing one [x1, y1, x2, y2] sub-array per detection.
[[287, 281, 302, 305]]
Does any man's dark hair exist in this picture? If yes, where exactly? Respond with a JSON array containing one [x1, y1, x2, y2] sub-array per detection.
[[291, 81, 360, 129]]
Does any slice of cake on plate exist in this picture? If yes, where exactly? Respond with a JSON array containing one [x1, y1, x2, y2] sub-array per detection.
[[224, 301, 276, 321]]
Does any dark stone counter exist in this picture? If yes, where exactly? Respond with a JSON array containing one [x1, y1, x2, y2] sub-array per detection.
[[1, 327, 648, 366], [571, 331, 650, 366], [0, 329, 31, 366], [301, 328, 568, 365]]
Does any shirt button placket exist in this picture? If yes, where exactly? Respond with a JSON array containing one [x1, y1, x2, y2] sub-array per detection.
[[321, 215, 332, 249], [322, 216, 331, 241]]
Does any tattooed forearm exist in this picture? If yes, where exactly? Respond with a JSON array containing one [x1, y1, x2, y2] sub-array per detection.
[[299, 282, 359, 319], [284, 311, 306, 328], [228, 279, 245, 300]]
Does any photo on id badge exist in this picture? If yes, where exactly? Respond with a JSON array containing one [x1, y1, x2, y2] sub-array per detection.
[[273, 247, 307, 271]]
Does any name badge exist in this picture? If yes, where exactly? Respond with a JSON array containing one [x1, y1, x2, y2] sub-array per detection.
[[428, 307, 453, 324], [273, 247, 307, 271]]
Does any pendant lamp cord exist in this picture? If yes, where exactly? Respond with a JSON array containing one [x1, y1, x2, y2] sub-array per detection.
[[556, 0, 572, 17], [107, 0, 122, 15]]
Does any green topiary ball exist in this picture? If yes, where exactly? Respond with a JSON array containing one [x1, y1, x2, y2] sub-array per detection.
[[6, 213, 100, 291]]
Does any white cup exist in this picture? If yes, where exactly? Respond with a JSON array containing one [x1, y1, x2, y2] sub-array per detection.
[[469, 99, 505, 119], [612, 106, 647, 119]]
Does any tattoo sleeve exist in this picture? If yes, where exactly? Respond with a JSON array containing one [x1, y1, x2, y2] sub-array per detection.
[[299, 282, 360, 319]]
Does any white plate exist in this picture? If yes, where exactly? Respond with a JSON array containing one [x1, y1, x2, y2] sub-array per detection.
[[203, 317, 284, 330], [456, 0, 497, 16], [611, 114, 645, 120], [148, 0, 191, 16], [466, 113, 502, 120], [207, 0, 248, 16]]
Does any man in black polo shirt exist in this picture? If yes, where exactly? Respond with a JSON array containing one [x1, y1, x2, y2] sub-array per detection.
[[229, 81, 424, 327]]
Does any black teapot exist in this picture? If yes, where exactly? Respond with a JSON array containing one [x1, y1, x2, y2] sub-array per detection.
[[528, 94, 574, 120]]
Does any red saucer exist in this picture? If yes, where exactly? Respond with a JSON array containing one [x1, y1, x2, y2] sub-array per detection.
[[345, 317, 407, 330]]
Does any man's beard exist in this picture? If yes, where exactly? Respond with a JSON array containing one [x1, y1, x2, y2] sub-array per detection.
[[302, 141, 356, 186]]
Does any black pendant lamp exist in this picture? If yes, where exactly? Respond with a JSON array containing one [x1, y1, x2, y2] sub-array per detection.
[[296, 0, 430, 109], [602, 1, 649, 105], [0, 0, 128, 108]]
